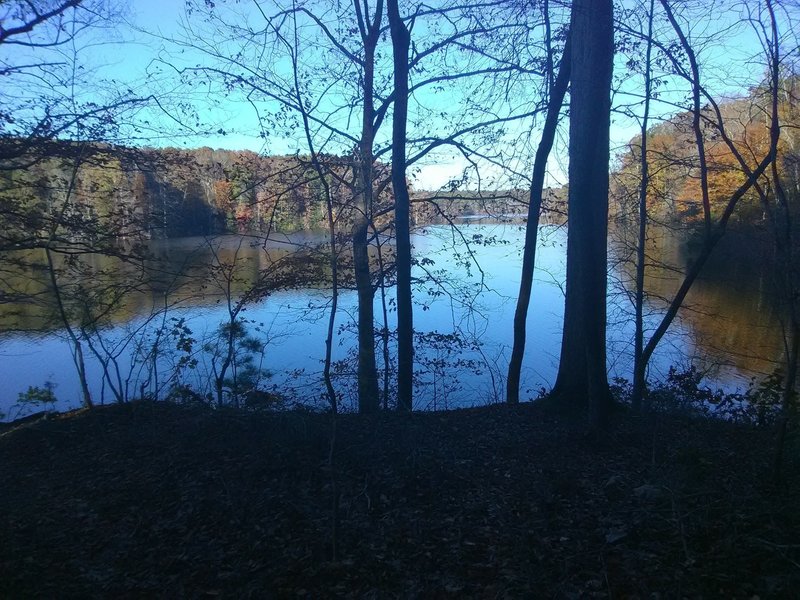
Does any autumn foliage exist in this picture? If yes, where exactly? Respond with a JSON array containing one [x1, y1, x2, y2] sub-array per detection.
[[613, 79, 799, 225]]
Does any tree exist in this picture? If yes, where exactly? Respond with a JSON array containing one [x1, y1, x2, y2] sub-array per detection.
[[172, 0, 546, 412], [632, 0, 657, 412], [199, 235, 320, 407], [1, 1, 143, 409], [172, 0, 386, 411], [506, 8, 571, 405], [0, 1, 208, 409], [625, 0, 783, 410], [283, 11, 344, 413], [350, 0, 383, 414], [387, 0, 412, 412], [756, 94, 798, 480], [551, 0, 614, 428], [736, 0, 796, 479]]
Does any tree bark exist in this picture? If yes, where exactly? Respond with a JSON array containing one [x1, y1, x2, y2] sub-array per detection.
[[388, 0, 413, 412], [631, 0, 656, 412], [352, 0, 382, 413], [552, 0, 614, 427], [506, 34, 571, 405], [353, 187, 379, 412]]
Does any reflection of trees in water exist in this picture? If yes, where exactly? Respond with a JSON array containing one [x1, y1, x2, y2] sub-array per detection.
[[612, 222, 785, 380], [0, 235, 331, 333], [4, 224, 791, 391], [0, 246, 149, 332]]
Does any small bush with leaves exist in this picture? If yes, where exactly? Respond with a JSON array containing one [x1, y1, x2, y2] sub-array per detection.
[[17, 381, 58, 409], [648, 366, 724, 416], [204, 319, 274, 407], [165, 384, 210, 405], [617, 366, 786, 427]]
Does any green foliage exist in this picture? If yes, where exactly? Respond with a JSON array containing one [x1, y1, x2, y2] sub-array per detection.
[[17, 381, 57, 408], [165, 384, 209, 405], [204, 318, 274, 406], [612, 365, 787, 426], [159, 318, 282, 410], [745, 370, 787, 427], [326, 325, 494, 411], [168, 317, 198, 373], [649, 366, 723, 413], [413, 330, 489, 409]]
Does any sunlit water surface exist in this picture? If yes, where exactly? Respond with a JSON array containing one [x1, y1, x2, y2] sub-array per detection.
[[0, 222, 784, 419]]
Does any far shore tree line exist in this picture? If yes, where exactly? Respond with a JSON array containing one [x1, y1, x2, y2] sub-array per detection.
[[1, 145, 537, 240], [1, 0, 799, 464]]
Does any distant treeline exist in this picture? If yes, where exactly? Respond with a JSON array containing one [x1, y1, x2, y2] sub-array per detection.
[[1, 144, 562, 240], [611, 78, 800, 227]]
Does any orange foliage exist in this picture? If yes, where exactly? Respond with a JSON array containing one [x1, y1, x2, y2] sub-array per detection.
[[213, 180, 234, 212]]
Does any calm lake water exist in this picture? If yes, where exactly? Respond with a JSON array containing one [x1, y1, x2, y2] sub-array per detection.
[[0, 222, 786, 419]]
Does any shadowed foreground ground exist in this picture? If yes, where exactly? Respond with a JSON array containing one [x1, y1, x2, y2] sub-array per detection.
[[1, 401, 798, 598]]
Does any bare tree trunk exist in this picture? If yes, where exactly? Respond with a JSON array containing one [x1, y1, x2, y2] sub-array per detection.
[[506, 32, 571, 405], [352, 0, 383, 414], [322, 192, 340, 414], [774, 322, 798, 482], [374, 235, 392, 409], [206, 240, 244, 408], [761, 0, 796, 478], [288, 5, 340, 414], [767, 158, 798, 482], [552, 0, 614, 429], [388, 0, 413, 412], [352, 202, 379, 412], [44, 149, 94, 409], [632, 0, 656, 412]]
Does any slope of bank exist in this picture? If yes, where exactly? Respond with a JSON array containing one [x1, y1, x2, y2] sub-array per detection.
[[0, 401, 798, 597]]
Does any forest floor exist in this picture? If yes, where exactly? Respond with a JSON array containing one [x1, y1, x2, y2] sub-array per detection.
[[0, 400, 799, 598]]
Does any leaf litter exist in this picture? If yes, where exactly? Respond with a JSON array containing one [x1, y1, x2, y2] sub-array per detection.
[[0, 400, 798, 597]]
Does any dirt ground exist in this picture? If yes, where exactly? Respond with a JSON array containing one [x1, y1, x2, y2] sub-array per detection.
[[1, 400, 798, 598]]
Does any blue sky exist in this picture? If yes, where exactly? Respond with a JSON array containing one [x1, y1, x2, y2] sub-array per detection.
[[117, 0, 550, 189], [3, 0, 789, 190]]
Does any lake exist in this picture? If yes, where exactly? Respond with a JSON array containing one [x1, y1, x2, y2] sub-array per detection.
[[0, 221, 786, 419]]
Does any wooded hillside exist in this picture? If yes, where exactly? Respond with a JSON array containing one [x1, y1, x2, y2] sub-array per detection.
[[1, 145, 531, 242], [612, 77, 800, 227]]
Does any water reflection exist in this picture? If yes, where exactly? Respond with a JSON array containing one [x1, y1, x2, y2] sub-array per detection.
[[0, 222, 787, 417], [611, 223, 785, 380], [0, 233, 328, 332]]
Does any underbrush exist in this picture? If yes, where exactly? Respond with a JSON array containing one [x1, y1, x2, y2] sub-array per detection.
[[612, 365, 795, 427]]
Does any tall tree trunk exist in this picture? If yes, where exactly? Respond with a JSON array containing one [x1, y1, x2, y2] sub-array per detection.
[[388, 0, 413, 412], [353, 189, 379, 412], [322, 184, 340, 414], [774, 321, 798, 482], [506, 33, 571, 405], [299, 123, 340, 415], [773, 170, 798, 481], [552, 0, 614, 428], [760, 155, 797, 483], [763, 6, 794, 478], [375, 235, 393, 409], [632, 0, 656, 412], [352, 0, 382, 414], [287, 1, 340, 413]]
